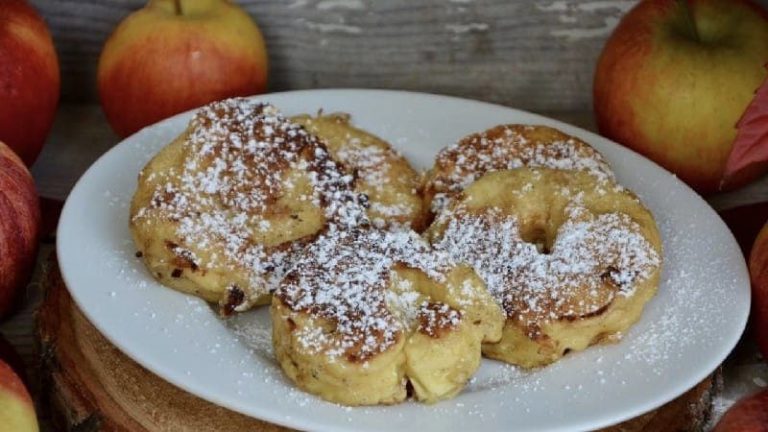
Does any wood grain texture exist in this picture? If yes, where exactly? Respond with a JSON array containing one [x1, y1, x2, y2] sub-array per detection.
[[37, 256, 286, 432], [35, 254, 714, 432], [29, 0, 768, 111], [30, 105, 118, 200]]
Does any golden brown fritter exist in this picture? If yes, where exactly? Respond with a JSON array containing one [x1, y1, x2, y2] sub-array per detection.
[[271, 226, 504, 405], [425, 168, 662, 368], [423, 124, 614, 217], [130, 99, 366, 314]]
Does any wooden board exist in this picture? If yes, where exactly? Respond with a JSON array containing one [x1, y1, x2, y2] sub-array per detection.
[[37, 255, 285, 432], [26, 0, 767, 111], [36, 254, 716, 432]]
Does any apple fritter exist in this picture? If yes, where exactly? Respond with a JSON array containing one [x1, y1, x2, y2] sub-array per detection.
[[425, 168, 662, 368], [271, 226, 504, 405], [292, 113, 428, 231], [423, 124, 614, 217], [130, 98, 367, 314]]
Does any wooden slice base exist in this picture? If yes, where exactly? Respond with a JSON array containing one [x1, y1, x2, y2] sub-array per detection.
[[36, 256, 716, 431], [36, 257, 284, 432]]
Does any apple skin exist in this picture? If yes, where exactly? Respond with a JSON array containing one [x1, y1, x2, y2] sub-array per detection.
[[0, 359, 38, 432], [98, 0, 269, 138], [750, 221, 768, 360], [594, 0, 768, 194], [0, 142, 40, 320], [0, 0, 60, 166], [714, 389, 768, 432]]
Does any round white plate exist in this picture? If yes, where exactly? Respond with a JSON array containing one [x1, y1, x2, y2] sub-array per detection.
[[58, 89, 750, 432]]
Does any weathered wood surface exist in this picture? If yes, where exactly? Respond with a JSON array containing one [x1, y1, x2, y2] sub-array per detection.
[[27, 0, 768, 111], [36, 255, 715, 432], [37, 256, 285, 432], [30, 105, 118, 200]]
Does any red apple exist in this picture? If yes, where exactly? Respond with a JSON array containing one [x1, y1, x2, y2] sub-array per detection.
[[0, 0, 60, 166], [0, 359, 38, 432], [714, 389, 768, 432], [750, 221, 768, 360], [0, 142, 40, 319], [97, 0, 269, 138], [594, 0, 768, 194]]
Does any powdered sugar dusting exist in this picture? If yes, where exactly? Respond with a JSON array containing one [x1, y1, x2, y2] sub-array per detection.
[[432, 203, 660, 336], [426, 125, 615, 213], [276, 226, 462, 361], [132, 98, 367, 311], [335, 137, 414, 227], [293, 114, 424, 230], [336, 139, 389, 189]]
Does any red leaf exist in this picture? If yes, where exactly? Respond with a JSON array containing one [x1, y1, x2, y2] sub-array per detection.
[[723, 67, 768, 184]]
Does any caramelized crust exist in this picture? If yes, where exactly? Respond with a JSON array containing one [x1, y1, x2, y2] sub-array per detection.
[[423, 124, 614, 216], [272, 226, 504, 405], [426, 168, 662, 368], [130, 99, 367, 313], [292, 113, 428, 231]]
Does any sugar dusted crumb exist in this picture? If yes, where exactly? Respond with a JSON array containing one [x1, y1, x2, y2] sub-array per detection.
[[432, 203, 660, 335], [427, 125, 615, 213], [276, 225, 468, 361], [131, 98, 368, 309], [336, 140, 390, 191]]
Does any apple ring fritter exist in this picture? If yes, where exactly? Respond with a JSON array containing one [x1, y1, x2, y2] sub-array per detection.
[[292, 113, 428, 231], [423, 124, 615, 216], [425, 168, 662, 368], [130, 98, 367, 314], [271, 226, 504, 405]]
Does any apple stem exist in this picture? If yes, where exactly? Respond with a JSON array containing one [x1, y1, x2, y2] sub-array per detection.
[[173, 0, 182, 15], [678, 0, 700, 42]]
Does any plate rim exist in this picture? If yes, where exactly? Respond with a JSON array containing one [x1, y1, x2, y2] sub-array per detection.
[[57, 88, 751, 432]]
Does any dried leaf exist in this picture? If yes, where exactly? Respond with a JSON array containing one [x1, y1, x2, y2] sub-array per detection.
[[723, 67, 768, 184]]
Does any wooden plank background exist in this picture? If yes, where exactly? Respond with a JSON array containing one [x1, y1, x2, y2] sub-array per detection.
[[31, 0, 768, 112]]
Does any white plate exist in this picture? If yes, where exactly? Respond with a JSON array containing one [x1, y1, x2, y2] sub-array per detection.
[[58, 89, 750, 432]]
